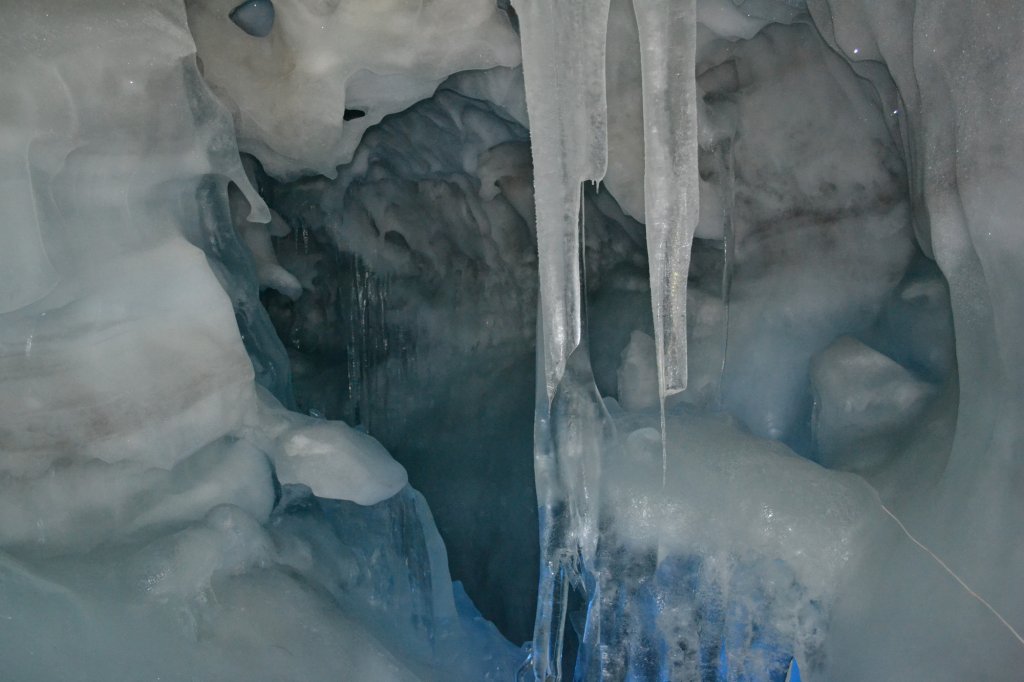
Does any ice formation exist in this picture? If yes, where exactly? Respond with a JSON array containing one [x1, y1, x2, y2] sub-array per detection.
[[3, 0, 1024, 680], [186, 0, 520, 179], [0, 0, 521, 679], [511, 0, 1024, 679]]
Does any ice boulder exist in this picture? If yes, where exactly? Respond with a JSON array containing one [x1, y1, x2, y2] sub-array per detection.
[[811, 336, 937, 469]]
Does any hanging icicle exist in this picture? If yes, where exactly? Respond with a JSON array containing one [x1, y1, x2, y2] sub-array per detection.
[[514, 0, 699, 678], [632, 0, 700, 400], [513, 0, 612, 404]]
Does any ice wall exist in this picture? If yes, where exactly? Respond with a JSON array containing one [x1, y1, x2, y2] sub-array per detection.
[[0, 0, 264, 505], [804, 1, 1024, 678], [0, 2, 521, 678], [263, 83, 543, 641], [186, 0, 521, 179], [261, 73, 653, 644]]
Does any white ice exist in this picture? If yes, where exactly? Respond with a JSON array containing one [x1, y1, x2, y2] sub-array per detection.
[[0, 1, 523, 678], [4, 0, 1024, 680]]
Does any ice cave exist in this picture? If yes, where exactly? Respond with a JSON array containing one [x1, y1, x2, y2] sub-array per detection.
[[2, 0, 1023, 679]]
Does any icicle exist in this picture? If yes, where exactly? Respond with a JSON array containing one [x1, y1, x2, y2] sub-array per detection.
[[717, 139, 736, 407], [513, 0, 612, 404], [632, 0, 700, 400], [632, 0, 699, 486], [513, 2, 613, 679]]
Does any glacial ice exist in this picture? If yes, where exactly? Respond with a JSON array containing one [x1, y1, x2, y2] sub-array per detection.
[[511, 0, 1024, 679], [186, 0, 521, 179], [3, 0, 1024, 680], [631, 0, 700, 399], [514, 0, 612, 404], [0, 0, 524, 678]]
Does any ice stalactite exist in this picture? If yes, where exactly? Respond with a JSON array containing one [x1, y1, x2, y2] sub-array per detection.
[[514, 0, 612, 402], [633, 0, 700, 404], [514, 0, 699, 678], [513, 1, 614, 679], [713, 140, 736, 407], [632, 0, 700, 486]]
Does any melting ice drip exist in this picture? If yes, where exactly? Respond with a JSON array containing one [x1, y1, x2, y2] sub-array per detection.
[[513, 0, 700, 678]]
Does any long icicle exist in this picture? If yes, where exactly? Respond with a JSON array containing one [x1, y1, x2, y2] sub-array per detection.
[[513, 1, 612, 679], [514, 0, 611, 404], [632, 0, 700, 483]]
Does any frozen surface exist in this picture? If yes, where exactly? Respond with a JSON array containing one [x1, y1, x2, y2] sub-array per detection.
[[186, 0, 521, 179], [810, 336, 936, 469], [513, 0, 1024, 679], [602, 395, 881, 679], [632, 0, 700, 398], [4, 0, 1024, 680], [3, 483, 521, 681], [0, 2, 519, 679]]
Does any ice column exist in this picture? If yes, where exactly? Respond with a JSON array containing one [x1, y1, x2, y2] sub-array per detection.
[[515, 0, 700, 678], [514, 1, 615, 678]]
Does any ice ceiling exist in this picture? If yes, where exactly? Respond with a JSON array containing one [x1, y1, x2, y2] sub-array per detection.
[[2, 0, 1023, 680]]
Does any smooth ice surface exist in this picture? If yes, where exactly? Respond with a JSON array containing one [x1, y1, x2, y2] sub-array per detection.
[[632, 0, 700, 397], [811, 336, 936, 468], [247, 388, 408, 505], [513, 0, 612, 402], [229, 0, 276, 38]]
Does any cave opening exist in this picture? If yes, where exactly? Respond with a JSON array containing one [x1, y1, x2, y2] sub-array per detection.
[[225, 6, 959, 658]]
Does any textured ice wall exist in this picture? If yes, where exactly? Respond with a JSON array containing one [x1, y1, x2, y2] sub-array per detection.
[[263, 83, 543, 641], [186, 0, 521, 179], [0, 1, 521, 678], [261, 74, 651, 643], [0, 0, 266, 528], [0, 0, 410, 545]]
